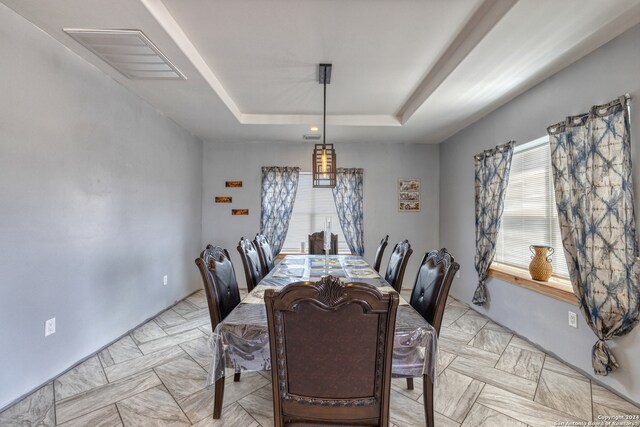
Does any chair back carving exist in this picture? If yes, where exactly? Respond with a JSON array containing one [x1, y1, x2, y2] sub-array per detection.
[[195, 246, 241, 328], [265, 276, 398, 426], [373, 235, 389, 272], [384, 240, 413, 292], [254, 234, 275, 275], [237, 237, 264, 292], [308, 231, 338, 255], [409, 248, 460, 335]]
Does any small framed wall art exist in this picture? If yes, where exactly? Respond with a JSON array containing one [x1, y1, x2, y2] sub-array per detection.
[[215, 197, 232, 203], [225, 181, 243, 188], [398, 178, 420, 212]]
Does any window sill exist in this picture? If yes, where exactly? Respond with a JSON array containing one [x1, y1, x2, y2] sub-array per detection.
[[488, 262, 577, 305]]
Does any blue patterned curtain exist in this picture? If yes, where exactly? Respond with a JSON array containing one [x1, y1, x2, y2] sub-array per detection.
[[260, 167, 300, 256], [473, 141, 515, 305], [548, 95, 639, 375], [332, 168, 364, 256]]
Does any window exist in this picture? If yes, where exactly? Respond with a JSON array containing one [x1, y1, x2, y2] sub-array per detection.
[[495, 137, 569, 278], [281, 172, 350, 254]]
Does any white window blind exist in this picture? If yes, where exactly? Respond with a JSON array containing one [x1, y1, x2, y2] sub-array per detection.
[[495, 137, 569, 278], [281, 172, 350, 254]]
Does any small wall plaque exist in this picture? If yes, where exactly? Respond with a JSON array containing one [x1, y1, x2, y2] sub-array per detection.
[[215, 197, 232, 203], [232, 209, 249, 215], [398, 178, 420, 212], [225, 181, 243, 188]]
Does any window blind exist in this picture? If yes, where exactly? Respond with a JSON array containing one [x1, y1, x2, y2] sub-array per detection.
[[281, 173, 350, 253], [495, 137, 569, 278]]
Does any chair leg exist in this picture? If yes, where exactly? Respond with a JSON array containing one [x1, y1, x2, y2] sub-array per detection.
[[213, 375, 225, 419], [423, 374, 434, 427], [234, 371, 241, 382], [406, 377, 414, 390]]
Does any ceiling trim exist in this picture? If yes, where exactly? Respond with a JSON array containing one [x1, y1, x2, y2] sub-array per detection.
[[140, 0, 243, 120], [240, 114, 401, 126], [141, 0, 517, 128], [398, 0, 517, 124]]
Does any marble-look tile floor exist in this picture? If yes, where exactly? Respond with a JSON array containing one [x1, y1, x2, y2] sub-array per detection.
[[1, 289, 639, 426]]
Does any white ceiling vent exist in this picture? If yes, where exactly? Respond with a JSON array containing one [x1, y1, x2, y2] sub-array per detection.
[[63, 29, 186, 80]]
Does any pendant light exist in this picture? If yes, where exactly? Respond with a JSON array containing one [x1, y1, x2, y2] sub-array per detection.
[[313, 63, 336, 188]]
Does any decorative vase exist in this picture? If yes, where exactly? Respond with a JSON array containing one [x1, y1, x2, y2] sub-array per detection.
[[529, 245, 554, 281]]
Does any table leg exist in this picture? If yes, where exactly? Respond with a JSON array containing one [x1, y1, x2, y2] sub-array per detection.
[[234, 371, 241, 382], [423, 374, 434, 427], [406, 377, 414, 390], [213, 375, 225, 419]]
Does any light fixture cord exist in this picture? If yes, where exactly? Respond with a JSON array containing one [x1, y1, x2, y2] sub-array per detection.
[[323, 70, 326, 147]]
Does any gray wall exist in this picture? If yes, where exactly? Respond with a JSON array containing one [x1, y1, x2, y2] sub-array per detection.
[[0, 4, 203, 409], [440, 24, 640, 404], [202, 141, 439, 291]]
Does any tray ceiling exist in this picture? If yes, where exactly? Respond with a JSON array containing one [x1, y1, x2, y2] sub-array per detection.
[[2, 0, 639, 144]]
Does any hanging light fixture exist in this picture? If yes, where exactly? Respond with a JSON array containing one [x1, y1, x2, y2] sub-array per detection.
[[313, 63, 336, 188]]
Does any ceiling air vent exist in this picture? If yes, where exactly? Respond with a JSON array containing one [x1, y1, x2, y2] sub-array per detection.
[[303, 134, 322, 141], [63, 29, 186, 80]]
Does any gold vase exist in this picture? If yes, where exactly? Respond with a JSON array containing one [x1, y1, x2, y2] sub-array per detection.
[[529, 245, 554, 281]]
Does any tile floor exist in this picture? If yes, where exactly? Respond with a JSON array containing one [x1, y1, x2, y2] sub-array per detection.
[[1, 289, 638, 426]]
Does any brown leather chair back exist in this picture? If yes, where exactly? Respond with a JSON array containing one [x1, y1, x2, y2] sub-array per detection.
[[254, 234, 275, 275], [372, 235, 389, 272], [265, 277, 398, 426], [384, 240, 413, 292], [308, 231, 338, 255], [409, 248, 459, 335], [237, 237, 264, 292], [195, 246, 241, 328]]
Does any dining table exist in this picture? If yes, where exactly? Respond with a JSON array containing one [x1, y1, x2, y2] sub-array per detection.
[[207, 254, 438, 418]]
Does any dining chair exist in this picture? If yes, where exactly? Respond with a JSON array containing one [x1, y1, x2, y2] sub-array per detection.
[[404, 248, 459, 427], [254, 233, 275, 275], [372, 235, 389, 272], [308, 231, 338, 255], [194, 245, 243, 416], [265, 276, 398, 426], [237, 237, 264, 292], [384, 240, 413, 292]]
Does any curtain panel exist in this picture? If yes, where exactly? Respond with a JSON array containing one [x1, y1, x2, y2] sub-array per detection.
[[332, 168, 365, 256], [548, 95, 640, 375], [260, 167, 300, 256], [473, 141, 516, 305]]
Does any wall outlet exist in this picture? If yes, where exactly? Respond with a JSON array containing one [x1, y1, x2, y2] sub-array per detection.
[[163, 275, 168, 286], [568, 311, 578, 328], [45, 318, 56, 336], [455, 271, 460, 279]]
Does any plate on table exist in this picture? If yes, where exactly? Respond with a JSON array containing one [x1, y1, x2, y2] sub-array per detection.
[[272, 267, 305, 278], [346, 268, 379, 279], [342, 259, 368, 267]]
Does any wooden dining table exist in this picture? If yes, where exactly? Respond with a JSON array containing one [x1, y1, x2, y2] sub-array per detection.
[[207, 254, 438, 418]]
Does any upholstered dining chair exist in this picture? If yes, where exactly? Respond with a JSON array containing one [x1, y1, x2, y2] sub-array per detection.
[[194, 245, 243, 408], [254, 233, 275, 275], [404, 248, 459, 427], [384, 240, 413, 292], [265, 276, 399, 426], [372, 235, 389, 272], [308, 231, 338, 255], [237, 237, 264, 292]]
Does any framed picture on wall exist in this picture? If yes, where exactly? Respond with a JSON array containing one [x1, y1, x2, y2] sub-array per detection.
[[398, 178, 420, 212]]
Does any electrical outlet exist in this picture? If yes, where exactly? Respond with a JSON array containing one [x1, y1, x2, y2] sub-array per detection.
[[163, 275, 168, 286], [568, 311, 578, 328], [45, 318, 56, 336], [455, 271, 460, 279]]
